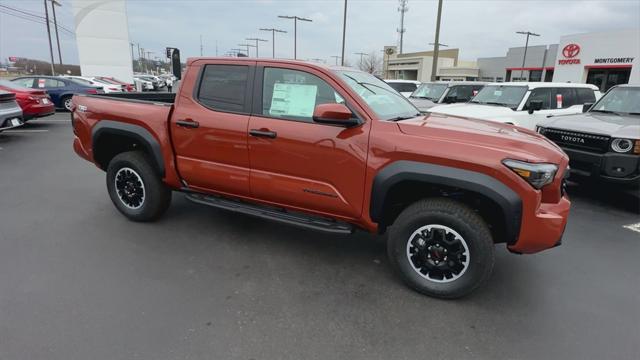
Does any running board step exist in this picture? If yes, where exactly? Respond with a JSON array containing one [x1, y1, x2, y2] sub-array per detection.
[[185, 193, 354, 234]]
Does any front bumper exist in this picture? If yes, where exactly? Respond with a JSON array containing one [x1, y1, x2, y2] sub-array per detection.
[[563, 147, 640, 185], [507, 195, 570, 254]]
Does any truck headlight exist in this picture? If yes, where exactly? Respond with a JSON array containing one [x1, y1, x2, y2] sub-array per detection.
[[611, 138, 634, 153], [503, 159, 558, 189]]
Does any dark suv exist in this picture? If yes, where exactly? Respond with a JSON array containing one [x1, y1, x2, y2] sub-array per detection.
[[537, 85, 640, 185]]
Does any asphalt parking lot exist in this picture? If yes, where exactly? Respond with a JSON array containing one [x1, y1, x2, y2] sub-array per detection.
[[1, 112, 639, 360]]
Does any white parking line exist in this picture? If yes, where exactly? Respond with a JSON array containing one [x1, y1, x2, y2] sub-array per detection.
[[32, 119, 70, 123], [3, 129, 49, 133], [623, 223, 640, 234]]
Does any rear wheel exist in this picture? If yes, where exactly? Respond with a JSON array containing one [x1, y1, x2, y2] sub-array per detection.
[[62, 96, 73, 111], [106, 151, 171, 222], [387, 198, 494, 299]]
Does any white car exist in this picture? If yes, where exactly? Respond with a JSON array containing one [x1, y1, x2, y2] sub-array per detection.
[[62, 76, 122, 93], [385, 79, 422, 98], [428, 82, 602, 130]]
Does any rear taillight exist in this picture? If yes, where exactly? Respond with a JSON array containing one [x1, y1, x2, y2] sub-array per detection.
[[28, 96, 40, 103], [86, 89, 98, 94]]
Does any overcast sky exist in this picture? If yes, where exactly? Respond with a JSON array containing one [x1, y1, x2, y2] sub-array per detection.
[[1, 0, 639, 65]]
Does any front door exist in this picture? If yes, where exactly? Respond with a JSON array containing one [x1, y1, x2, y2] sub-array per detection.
[[247, 65, 370, 219], [170, 60, 255, 197]]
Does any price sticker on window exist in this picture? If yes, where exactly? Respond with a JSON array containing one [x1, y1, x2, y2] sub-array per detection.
[[38, 79, 46, 88], [269, 83, 318, 118], [556, 94, 563, 109]]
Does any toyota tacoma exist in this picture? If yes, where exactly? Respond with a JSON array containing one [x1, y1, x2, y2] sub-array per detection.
[[71, 58, 570, 298]]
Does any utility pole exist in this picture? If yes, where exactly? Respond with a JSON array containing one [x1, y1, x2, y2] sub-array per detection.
[[238, 43, 256, 57], [130, 42, 135, 71], [341, 0, 348, 66], [43, 0, 55, 75], [331, 56, 341, 65], [246, 38, 268, 58], [354, 52, 367, 64], [430, 0, 443, 81], [397, 0, 408, 54], [260, 28, 287, 58], [278, 15, 313, 59], [516, 30, 540, 81], [199, 35, 203, 56], [50, 0, 62, 66]]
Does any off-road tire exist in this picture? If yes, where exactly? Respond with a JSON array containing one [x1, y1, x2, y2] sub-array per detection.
[[106, 151, 171, 222], [387, 198, 494, 299]]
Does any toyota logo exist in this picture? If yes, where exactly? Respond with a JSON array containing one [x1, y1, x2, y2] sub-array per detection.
[[562, 44, 580, 58]]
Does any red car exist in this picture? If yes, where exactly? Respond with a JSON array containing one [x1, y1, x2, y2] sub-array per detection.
[[95, 77, 134, 92], [0, 80, 55, 120]]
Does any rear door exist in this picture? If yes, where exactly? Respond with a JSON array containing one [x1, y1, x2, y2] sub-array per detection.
[[36, 78, 66, 106], [247, 64, 370, 219], [170, 60, 255, 197]]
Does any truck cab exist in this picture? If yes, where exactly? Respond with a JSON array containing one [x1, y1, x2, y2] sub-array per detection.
[[429, 82, 602, 130]]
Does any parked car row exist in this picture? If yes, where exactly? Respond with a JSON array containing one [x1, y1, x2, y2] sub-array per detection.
[[386, 78, 638, 186]]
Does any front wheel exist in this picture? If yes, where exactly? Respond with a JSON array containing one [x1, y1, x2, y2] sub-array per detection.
[[62, 96, 73, 111], [387, 198, 495, 299], [106, 151, 171, 222]]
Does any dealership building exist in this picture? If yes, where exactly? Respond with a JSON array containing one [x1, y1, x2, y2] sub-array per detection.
[[477, 28, 639, 91]]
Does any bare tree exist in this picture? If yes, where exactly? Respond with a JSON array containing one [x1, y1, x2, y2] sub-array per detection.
[[357, 52, 382, 75]]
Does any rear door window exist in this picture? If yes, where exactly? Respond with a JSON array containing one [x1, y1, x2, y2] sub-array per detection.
[[525, 88, 552, 110], [554, 88, 577, 108], [576, 88, 596, 104], [388, 82, 418, 93], [197, 64, 250, 113]]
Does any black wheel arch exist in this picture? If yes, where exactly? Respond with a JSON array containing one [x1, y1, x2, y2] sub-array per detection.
[[371, 161, 522, 244], [92, 120, 165, 176]]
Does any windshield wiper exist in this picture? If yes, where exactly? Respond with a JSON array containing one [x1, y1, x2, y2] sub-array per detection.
[[388, 114, 422, 121]]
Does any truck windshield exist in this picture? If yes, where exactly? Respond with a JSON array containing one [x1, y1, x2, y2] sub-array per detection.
[[336, 70, 420, 121], [470, 85, 527, 109], [591, 87, 640, 115], [411, 83, 448, 101]]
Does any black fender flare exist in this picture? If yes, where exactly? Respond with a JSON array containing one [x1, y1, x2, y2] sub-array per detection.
[[91, 120, 165, 176], [370, 161, 522, 244]]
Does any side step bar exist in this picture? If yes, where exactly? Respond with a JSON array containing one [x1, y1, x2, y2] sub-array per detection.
[[185, 192, 354, 234]]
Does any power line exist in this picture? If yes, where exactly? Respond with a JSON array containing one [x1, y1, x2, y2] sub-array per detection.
[[0, 4, 74, 35]]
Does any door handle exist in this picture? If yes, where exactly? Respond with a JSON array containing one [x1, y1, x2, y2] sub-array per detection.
[[249, 129, 277, 139], [176, 119, 199, 128]]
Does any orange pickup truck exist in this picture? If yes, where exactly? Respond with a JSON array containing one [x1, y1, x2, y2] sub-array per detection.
[[72, 58, 570, 298]]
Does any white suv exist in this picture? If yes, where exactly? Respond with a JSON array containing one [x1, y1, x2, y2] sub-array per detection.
[[384, 79, 422, 98], [428, 82, 601, 130]]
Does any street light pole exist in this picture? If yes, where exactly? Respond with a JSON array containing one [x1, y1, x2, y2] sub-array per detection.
[[238, 43, 256, 57], [43, 0, 55, 75], [260, 28, 287, 58], [278, 15, 312, 59], [331, 56, 341, 66], [50, 0, 63, 66], [246, 38, 268, 58], [430, 0, 444, 81], [341, 0, 348, 66], [516, 31, 540, 81], [354, 52, 367, 64]]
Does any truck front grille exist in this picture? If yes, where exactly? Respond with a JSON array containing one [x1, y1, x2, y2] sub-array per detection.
[[540, 128, 610, 153]]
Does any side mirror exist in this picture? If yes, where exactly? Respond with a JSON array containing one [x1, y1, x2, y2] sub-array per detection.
[[312, 103, 359, 127], [582, 102, 593, 113], [528, 100, 543, 114]]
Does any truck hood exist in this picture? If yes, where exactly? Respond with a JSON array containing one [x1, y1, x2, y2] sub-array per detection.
[[397, 113, 565, 162], [429, 103, 516, 122], [540, 112, 640, 139], [409, 97, 437, 111]]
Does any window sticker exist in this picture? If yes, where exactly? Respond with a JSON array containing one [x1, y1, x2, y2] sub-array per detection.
[[556, 94, 563, 108], [269, 83, 318, 117], [38, 79, 46, 88], [493, 90, 502, 96]]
